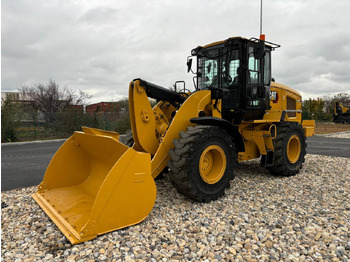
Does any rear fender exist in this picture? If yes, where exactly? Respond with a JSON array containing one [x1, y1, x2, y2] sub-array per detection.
[[302, 120, 315, 137]]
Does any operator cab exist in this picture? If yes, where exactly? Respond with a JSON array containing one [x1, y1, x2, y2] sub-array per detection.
[[189, 37, 280, 124]]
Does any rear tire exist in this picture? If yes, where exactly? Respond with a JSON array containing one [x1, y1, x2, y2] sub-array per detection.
[[168, 126, 236, 202], [267, 122, 306, 177]]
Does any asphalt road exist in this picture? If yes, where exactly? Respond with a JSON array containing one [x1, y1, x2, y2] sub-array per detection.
[[1, 135, 349, 191], [1, 140, 65, 191], [306, 135, 350, 158]]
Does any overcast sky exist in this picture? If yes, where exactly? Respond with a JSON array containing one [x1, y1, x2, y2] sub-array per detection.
[[2, 0, 350, 103]]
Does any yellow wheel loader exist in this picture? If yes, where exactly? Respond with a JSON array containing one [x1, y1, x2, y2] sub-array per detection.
[[333, 100, 350, 123], [32, 36, 315, 244]]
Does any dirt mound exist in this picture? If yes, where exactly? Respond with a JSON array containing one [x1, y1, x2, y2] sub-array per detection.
[[315, 122, 350, 134]]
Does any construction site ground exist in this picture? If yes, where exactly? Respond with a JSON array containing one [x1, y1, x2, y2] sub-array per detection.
[[1, 121, 350, 261], [315, 122, 350, 134]]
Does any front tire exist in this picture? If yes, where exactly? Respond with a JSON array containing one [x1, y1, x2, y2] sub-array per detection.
[[267, 122, 306, 177], [121, 130, 134, 147], [168, 126, 236, 202]]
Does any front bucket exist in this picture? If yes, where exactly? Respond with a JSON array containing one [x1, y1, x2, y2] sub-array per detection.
[[32, 127, 156, 244]]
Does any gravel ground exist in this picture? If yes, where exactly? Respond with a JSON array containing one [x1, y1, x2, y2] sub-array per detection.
[[2, 155, 350, 262], [324, 132, 350, 139]]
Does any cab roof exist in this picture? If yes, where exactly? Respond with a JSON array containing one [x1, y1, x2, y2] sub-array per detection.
[[201, 36, 247, 49], [196, 36, 280, 50]]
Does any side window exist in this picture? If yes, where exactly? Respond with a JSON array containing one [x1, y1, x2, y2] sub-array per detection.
[[264, 51, 271, 85], [248, 46, 261, 84]]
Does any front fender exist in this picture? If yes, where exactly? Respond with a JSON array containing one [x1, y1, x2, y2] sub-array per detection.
[[190, 116, 245, 152]]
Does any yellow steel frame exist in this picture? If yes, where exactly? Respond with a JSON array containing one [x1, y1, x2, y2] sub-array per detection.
[[129, 80, 213, 179]]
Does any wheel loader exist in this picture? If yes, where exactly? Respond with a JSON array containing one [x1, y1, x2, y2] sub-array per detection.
[[333, 100, 350, 123], [32, 36, 315, 244]]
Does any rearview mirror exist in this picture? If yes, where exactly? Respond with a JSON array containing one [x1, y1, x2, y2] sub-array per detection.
[[187, 58, 193, 73]]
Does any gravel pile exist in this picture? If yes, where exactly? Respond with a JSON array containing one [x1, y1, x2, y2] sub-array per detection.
[[325, 132, 350, 139], [2, 154, 349, 262]]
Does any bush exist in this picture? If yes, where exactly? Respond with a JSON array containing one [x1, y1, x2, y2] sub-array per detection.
[[1, 98, 19, 142], [302, 98, 331, 121]]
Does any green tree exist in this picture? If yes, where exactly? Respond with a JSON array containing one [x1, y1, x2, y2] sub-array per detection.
[[1, 96, 20, 142], [302, 98, 328, 121]]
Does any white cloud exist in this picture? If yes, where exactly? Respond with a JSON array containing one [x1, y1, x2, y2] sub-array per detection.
[[2, 0, 350, 103]]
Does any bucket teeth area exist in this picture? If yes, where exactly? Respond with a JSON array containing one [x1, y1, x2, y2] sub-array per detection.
[[39, 186, 93, 232]]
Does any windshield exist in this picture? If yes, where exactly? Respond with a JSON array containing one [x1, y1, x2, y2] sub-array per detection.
[[198, 47, 240, 90]]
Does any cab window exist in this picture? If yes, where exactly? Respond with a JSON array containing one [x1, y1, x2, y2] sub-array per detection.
[[248, 46, 261, 84], [264, 51, 271, 85]]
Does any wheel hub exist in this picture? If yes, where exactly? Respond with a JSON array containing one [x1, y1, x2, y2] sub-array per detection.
[[199, 145, 226, 184], [287, 135, 301, 164]]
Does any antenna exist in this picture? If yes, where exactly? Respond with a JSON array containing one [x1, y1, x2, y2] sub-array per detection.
[[260, 0, 262, 35], [259, 0, 265, 41]]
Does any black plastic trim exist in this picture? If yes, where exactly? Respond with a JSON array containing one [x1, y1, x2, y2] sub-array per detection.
[[134, 78, 186, 104], [280, 110, 302, 122], [190, 116, 245, 152]]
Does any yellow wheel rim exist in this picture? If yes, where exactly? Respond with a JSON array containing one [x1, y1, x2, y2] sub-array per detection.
[[199, 145, 226, 184], [287, 135, 301, 164]]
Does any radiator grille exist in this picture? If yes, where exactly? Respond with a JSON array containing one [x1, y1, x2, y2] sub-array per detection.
[[287, 97, 296, 117]]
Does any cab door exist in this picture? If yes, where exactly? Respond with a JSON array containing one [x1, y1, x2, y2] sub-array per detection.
[[244, 43, 271, 120]]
